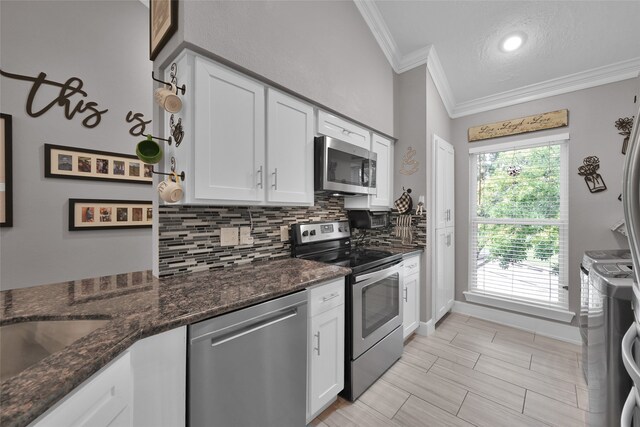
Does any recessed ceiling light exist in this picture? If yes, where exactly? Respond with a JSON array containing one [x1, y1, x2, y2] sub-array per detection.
[[500, 33, 526, 52]]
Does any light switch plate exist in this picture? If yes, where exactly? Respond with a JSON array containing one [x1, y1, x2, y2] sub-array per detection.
[[220, 227, 239, 246], [280, 226, 289, 242]]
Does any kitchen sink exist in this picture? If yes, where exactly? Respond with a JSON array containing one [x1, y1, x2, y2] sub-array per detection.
[[0, 319, 109, 382]]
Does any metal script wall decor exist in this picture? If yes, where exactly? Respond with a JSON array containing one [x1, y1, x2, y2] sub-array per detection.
[[0, 69, 108, 128], [399, 146, 419, 175], [578, 156, 607, 193], [468, 109, 569, 142], [615, 116, 634, 155], [126, 111, 152, 137]]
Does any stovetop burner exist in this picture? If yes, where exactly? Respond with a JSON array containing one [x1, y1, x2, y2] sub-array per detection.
[[290, 220, 403, 274]]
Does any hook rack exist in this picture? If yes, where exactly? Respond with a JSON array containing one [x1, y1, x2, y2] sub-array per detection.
[[151, 166, 185, 182], [152, 68, 186, 95], [147, 134, 173, 146]]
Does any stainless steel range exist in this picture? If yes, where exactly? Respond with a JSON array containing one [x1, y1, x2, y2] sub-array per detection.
[[291, 220, 403, 401]]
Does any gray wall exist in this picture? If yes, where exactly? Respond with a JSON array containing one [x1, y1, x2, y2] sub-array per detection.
[[451, 78, 638, 324], [154, 0, 396, 136], [0, 0, 152, 290]]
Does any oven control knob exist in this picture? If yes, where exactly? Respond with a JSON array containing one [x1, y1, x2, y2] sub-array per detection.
[[302, 230, 309, 237], [310, 230, 316, 236], [338, 227, 343, 232]]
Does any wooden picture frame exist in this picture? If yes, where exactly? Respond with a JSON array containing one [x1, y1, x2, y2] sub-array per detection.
[[45, 144, 153, 185], [149, 0, 178, 61], [69, 199, 152, 231], [0, 113, 13, 227]]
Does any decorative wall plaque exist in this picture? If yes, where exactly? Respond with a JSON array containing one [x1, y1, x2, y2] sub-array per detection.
[[399, 146, 419, 175], [577, 156, 607, 193], [468, 109, 569, 142]]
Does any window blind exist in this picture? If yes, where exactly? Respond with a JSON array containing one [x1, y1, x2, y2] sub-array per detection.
[[469, 139, 568, 309]]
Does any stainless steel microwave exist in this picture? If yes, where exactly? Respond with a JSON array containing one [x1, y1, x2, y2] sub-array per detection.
[[314, 136, 376, 196]]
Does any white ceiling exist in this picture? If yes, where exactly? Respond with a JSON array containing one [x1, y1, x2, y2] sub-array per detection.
[[356, 1, 640, 117]]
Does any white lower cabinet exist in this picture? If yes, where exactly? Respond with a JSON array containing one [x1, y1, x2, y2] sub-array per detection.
[[32, 351, 133, 427], [402, 254, 421, 339], [307, 278, 345, 422], [31, 327, 186, 427]]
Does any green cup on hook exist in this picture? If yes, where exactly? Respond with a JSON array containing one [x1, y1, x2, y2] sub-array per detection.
[[136, 135, 163, 164]]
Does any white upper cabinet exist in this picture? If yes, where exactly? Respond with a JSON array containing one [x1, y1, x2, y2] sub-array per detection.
[[317, 110, 371, 150], [194, 57, 266, 203], [165, 50, 314, 206], [434, 135, 455, 229], [266, 89, 314, 205], [370, 134, 392, 208], [344, 133, 394, 211]]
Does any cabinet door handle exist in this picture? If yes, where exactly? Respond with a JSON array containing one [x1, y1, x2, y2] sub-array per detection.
[[271, 168, 278, 190], [403, 287, 408, 302], [314, 331, 321, 355], [257, 166, 263, 189], [322, 293, 339, 302]]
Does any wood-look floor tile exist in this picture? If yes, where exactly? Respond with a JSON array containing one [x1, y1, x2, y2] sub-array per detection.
[[493, 332, 580, 361], [457, 393, 548, 427], [358, 379, 409, 419], [474, 355, 578, 406], [451, 332, 532, 369], [393, 395, 474, 427], [308, 418, 329, 427], [431, 326, 458, 342], [382, 360, 468, 415], [576, 386, 589, 411], [530, 354, 587, 387], [534, 334, 582, 355], [319, 399, 400, 427], [408, 335, 480, 368], [524, 390, 587, 427], [400, 344, 438, 371], [465, 317, 536, 341], [436, 321, 497, 343], [444, 312, 471, 323], [430, 358, 526, 412]]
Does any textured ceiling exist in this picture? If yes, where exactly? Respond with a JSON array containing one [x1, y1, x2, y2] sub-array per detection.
[[374, 1, 640, 104]]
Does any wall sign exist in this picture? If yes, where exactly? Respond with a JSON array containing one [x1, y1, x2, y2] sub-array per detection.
[[468, 109, 569, 142], [45, 144, 153, 185], [126, 111, 152, 137]]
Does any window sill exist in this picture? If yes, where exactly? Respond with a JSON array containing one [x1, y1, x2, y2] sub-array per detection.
[[463, 291, 575, 323]]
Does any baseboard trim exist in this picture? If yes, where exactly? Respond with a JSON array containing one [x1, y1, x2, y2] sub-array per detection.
[[417, 320, 435, 336], [452, 301, 581, 345]]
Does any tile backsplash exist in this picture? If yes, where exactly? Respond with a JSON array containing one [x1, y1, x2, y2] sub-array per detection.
[[158, 195, 426, 277]]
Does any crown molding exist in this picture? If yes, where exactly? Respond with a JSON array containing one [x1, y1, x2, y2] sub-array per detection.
[[353, 0, 400, 70], [354, 1, 640, 119], [451, 57, 640, 118], [425, 46, 456, 117]]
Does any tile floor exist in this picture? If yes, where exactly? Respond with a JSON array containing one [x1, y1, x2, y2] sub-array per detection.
[[311, 312, 587, 427]]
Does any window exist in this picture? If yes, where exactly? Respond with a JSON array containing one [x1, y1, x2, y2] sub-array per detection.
[[467, 134, 569, 318]]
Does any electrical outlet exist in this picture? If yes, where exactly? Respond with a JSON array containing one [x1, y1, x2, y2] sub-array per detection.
[[280, 225, 289, 242], [220, 227, 239, 246], [240, 227, 253, 245]]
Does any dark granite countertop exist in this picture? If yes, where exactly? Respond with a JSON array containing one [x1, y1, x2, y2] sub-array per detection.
[[0, 259, 350, 427]]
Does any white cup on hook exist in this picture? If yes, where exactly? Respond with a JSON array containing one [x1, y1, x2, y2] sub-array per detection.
[[154, 83, 182, 113]]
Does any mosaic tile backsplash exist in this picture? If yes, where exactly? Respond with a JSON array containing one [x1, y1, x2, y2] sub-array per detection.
[[158, 194, 426, 277]]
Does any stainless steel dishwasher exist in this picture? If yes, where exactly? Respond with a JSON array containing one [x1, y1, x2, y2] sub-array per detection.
[[188, 290, 308, 427]]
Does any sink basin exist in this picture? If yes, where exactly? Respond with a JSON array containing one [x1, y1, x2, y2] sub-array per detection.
[[0, 319, 109, 382]]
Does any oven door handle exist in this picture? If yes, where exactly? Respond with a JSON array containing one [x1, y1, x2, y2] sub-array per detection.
[[355, 265, 400, 284]]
